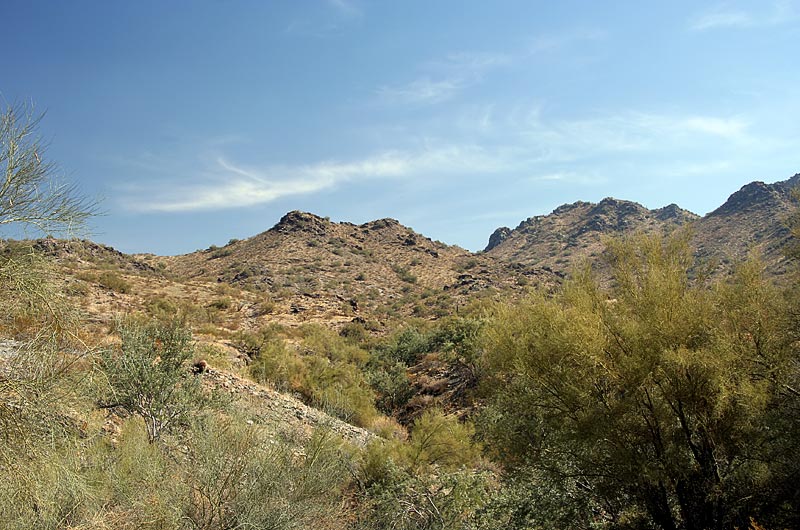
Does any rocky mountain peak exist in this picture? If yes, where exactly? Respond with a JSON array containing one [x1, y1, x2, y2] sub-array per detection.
[[551, 200, 592, 216], [655, 203, 698, 222], [590, 197, 647, 218], [273, 211, 331, 235], [708, 181, 783, 218], [484, 227, 511, 252]]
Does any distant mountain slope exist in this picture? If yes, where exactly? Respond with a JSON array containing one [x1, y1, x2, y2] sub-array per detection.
[[484, 197, 699, 272], [166, 211, 554, 321], [694, 174, 800, 276], [484, 173, 800, 278]]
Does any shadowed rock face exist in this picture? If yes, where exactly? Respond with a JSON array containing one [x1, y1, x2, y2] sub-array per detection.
[[484, 173, 800, 280], [707, 181, 783, 217], [485, 227, 511, 252]]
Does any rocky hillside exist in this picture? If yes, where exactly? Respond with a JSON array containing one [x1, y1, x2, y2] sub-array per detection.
[[694, 174, 800, 277], [485, 173, 800, 278], [484, 197, 699, 273], [164, 211, 554, 324]]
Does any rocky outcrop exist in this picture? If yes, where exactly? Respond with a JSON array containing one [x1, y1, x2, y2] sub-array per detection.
[[484, 227, 511, 252], [273, 211, 331, 236]]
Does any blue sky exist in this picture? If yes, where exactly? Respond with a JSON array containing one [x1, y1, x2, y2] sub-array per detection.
[[1, 1, 798, 254]]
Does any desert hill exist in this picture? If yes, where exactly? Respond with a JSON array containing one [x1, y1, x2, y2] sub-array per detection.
[[694, 174, 800, 276], [485, 173, 800, 278], [163, 210, 553, 324]]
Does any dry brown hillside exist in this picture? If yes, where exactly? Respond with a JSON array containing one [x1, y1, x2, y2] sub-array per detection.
[[164, 211, 553, 323], [484, 197, 699, 274], [485, 173, 800, 279], [694, 174, 800, 277]]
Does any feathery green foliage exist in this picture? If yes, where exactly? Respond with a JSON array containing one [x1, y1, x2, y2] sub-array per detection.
[[481, 232, 800, 529], [1, 102, 96, 236]]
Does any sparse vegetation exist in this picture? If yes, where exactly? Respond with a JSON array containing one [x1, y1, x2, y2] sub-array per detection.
[[1, 112, 799, 529]]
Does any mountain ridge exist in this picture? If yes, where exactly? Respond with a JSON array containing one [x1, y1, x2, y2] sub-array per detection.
[[484, 173, 799, 278]]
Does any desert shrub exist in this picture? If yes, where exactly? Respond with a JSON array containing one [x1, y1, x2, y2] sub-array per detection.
[[64, 279, 90, 297], [357, 468, 494, 530], [254, 295, 277, 316], [366, 359, 414, 416], [247, 325, 380, 427], [428, 317, 483, 368], [392, 265, 417, 284], [402, 409, 481, 472], [185, 416, 352, 530], [375, 326, 431, 366], [145, 295, 179, 320], [456, 258, 479, 272], [209, 247, 233, 259], [195, 342, 233, 371], [361, 410, 481, 485], [302, 354, 378, 427], [105, 418, 186, 527], [357, 412, 488, 529], [339, 321, 369, 346], [0, 416, 185, 530], [249, 337, 305, 393], [0, 439, 101, 529], [299, 323, 369, 365], [97, 271, 131, 293], [0, 246, 87, 458], [99, 319, 204, 443], [208, 296, 232, 310]]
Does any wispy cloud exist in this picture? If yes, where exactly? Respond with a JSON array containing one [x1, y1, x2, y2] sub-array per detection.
[[120, 105, 762, 214], [377, 26, 606, 106], [682, 116, 747, 139], [689, 1, 797, 30], [377, 52, 510, 105], [689, 9, 753, 30], [515, 110, 751, 161], [123, 144, 514, 212], [526, 172, 608, 186], [284, 0, 363, 36], [326, 0, 362, 18], [377, 78, 464, 105]]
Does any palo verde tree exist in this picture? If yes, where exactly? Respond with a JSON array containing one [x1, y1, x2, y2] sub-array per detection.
[[0, 101, 96, 342], [0, 102, 97, 453], [1, 102, 96, 235], [480, 231, 799, 530]]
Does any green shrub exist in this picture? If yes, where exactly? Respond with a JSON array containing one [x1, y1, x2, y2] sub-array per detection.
[[100, 319, 203, 443], [299, 324, 369, 365], [249, 338, 305, 393], [209, 247, 233, 259], [208, 296, 232, 310], [355, 409, 487, 529], [366, 359, 414, 416], [185, 416, 351, 530], [391, 265, 417, 284], [97, 271, 131, 293], [146, 295, 179, 320]]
